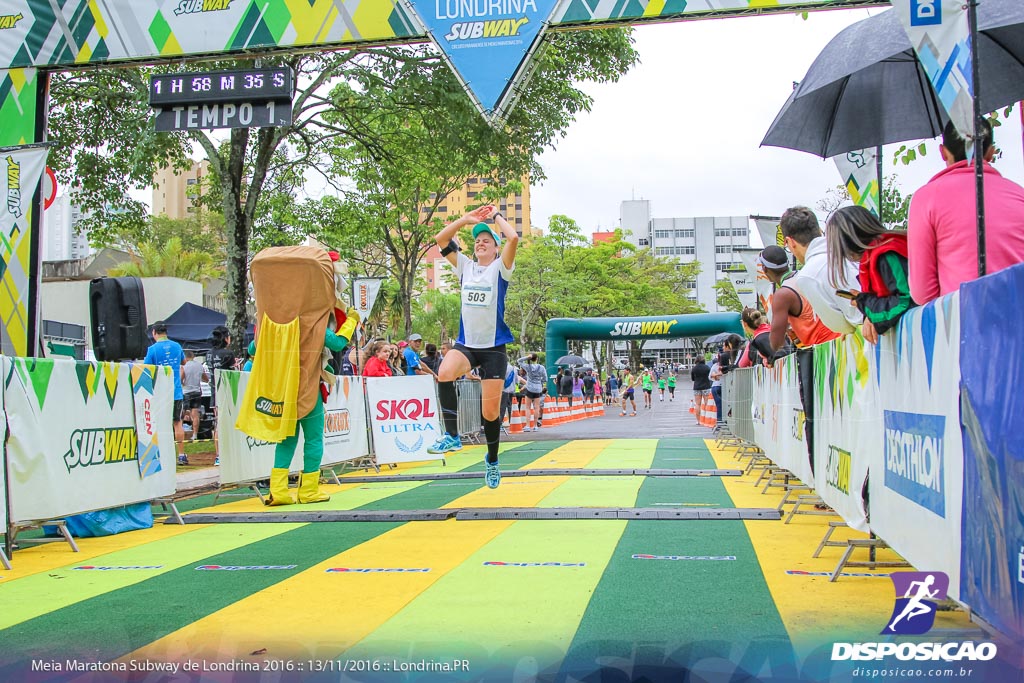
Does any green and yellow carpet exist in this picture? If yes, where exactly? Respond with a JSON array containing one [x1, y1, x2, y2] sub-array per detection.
[[0, 438, 986, 682]]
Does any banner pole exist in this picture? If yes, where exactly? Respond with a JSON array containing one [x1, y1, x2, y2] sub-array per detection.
[[875, 146, 884, 223], [967, 0, 986, 278]]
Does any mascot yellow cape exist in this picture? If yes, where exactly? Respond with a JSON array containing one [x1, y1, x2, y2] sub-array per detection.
[[236, 246, 359, 505]]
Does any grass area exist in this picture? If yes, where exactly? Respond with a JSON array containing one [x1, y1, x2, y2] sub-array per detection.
[[182, 441, 216, 455]]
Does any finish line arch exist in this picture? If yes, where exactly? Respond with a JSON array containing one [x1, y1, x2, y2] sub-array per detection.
[[543, 313, 744, 391]]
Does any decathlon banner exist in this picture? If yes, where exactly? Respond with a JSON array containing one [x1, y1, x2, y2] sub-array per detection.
[[751, 357, 812, 485], [892, 0, 974, 142], [959, 263, 1024, 642], [217, 370, 370, 486], [3, 357, 176, 524], [832, 147, 880, 217], [812, 333, 878, 532], [872, 295, 964, 598], [0, 144, 48, 357], [365, 375, 444, 465]]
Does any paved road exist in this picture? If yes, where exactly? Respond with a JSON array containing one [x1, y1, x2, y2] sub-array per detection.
[[505, 377, 712, 442]]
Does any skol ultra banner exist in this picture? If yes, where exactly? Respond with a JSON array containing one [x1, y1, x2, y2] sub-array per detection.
[[365, 375, 443, 465], [832, 147, 880, 217], [216, 370, 369, 486], [812, 333, 879, 532], [892, 0, 974, 143], [0, 144, 47, 357], [4, 357, 175, 523]]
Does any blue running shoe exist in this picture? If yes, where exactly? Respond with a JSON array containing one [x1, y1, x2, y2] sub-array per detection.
[[485, 461, 501, 489], [427, 434, 463, 454]]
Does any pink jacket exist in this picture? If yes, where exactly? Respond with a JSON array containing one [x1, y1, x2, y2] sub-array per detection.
[[908, 161, 1024, 303]]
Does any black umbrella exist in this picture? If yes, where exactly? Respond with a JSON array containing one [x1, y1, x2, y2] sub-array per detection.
[[554, 354, 587, 366], [761, 0, 1024, 158]]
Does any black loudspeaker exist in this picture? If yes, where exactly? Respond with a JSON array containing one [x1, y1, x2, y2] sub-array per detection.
[[89, 277, 148, 361]]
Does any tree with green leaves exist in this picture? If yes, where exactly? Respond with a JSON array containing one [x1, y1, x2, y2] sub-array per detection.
[[107, 237, 220, 282]]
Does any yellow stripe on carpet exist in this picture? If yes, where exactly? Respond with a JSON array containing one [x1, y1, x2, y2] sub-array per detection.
[[704, 439, 972, 653], [118, 519, 513, 662]]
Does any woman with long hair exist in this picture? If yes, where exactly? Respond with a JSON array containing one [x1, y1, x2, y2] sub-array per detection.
[[362, 341, 393, 377], [826, 206, 917, 344]]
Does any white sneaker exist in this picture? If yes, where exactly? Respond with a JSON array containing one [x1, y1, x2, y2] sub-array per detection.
[[532, 426, 539, 432]]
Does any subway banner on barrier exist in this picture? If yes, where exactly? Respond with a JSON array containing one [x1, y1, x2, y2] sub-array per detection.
[[407, 0, 559, 121], [873, 295, 964, 598], [216, 371, 370, 486], [3, 358, 176, 524], [365, 375, 444, 465], [832, 148, 880, 217], [812, 333, 879, 532], [0, 144, 48, 357]]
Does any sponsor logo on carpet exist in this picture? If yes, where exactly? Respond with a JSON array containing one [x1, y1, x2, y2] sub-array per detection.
[[73, 565, 163, 571], [483, 561, 585, 567], [195, 564, 297, 571], [326, 567, 430, 573], [632, 554, 736, 561]]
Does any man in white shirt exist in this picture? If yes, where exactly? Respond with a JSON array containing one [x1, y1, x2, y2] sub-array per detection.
[[781, 206, 863, 335]]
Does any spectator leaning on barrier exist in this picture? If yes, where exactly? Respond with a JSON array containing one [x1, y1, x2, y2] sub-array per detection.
[[908, 118, 1024, 304], [762, 245, 841, 353], [421, 343, 443, 375], [144, 321, 187, 464], [403, 333, 437, 379], [827, 205, 918, 343], [362, 341, 393, 377], [781, 206, 863, 335]]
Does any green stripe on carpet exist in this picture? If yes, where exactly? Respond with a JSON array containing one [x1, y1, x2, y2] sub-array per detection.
[[562, 438, 794, 673], [0, 523, 399, 672], [356, 441, 566, 511], [539, 439, 657, 508], [0, 524, 301, 630]]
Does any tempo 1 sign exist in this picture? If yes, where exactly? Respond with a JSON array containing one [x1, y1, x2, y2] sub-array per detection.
[[154, 100, 292, 132], [149, 67, 294, 131]]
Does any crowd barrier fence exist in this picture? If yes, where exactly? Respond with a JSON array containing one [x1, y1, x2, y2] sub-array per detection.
[[722, 262, 1024, 645]]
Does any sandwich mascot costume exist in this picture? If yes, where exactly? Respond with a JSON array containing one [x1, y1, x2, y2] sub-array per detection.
[[236, 246, 359, 505]]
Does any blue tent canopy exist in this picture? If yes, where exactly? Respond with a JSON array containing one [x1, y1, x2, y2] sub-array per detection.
[[158, 302, 253, 350]]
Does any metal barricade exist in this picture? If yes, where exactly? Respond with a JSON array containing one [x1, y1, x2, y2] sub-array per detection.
[[725, 368, 755, 444], [456, 378, 483, 442]]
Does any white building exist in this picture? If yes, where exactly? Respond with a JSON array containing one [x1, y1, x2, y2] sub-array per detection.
[[619, 199, 750, 313], [42, 194, 93, 262]]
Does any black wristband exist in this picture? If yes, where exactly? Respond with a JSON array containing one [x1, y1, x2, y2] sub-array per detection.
[[440, 240, 461, 257], [493, 212, 503, 221]]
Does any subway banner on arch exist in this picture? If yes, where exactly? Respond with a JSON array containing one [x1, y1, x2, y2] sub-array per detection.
[[3, 357, 176, 524]]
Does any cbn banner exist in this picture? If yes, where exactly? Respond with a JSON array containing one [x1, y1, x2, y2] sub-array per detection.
[[365, 376, 444, 465], [751, 357, 812, 485], [872, 295, 964, 598], [0, 144, 48, 357], [812, 333, 878, 532], [216, 370, 369, 486], [4, 358, 175, 524]]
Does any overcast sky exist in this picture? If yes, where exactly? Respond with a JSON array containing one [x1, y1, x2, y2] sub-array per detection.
[[529, 8, 1024, 236]]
